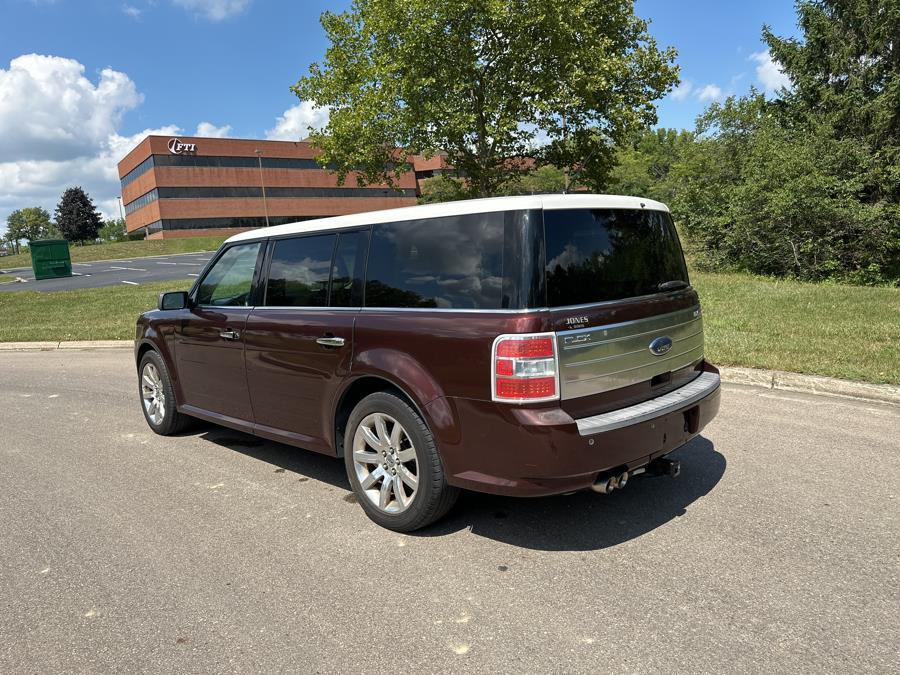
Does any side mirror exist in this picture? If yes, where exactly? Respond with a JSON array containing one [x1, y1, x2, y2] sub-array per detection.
[[158, 291, 190, 311]]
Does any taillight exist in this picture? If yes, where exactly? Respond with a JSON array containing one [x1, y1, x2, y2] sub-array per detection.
[[492, 332, 559, 403]]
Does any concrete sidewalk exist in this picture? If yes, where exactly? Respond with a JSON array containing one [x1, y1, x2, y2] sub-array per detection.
[[1, 339, 897, 406]]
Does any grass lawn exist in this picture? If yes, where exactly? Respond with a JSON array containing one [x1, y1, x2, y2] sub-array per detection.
[[0, 271, 896, 384], [693, 271, 899, 385], [0, 279, 192, 342], [0, 237, 227, 270]]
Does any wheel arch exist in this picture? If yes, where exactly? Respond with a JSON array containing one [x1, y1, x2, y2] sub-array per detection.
[[333, 376, 429, 458]]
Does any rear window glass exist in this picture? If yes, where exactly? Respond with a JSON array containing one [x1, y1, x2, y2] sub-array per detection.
[[365, 213, 504, 309], [544, 209, 689, 306], [265, 234, 336, 307]]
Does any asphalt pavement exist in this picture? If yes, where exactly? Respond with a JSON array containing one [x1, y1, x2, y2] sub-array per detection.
[[0, 251, 214, 292], [0, 350, 897, 673]]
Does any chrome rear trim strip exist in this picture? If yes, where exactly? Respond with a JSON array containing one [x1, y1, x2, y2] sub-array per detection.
[[575, 372, 720, 436]]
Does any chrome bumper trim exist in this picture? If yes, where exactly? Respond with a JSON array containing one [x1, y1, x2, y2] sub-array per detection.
[[575, 372, 720, 436]]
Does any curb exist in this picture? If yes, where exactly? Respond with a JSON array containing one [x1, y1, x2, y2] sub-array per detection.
[[718, 366, 900, 406], [0, 340, 131, 352], [0, 341, 897, 406]]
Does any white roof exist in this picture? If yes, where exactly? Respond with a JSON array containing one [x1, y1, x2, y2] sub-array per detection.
[[226, 193, 670, 243]]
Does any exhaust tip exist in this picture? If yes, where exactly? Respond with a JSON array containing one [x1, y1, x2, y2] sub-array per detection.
[[592, 470, 630, 494], [590, 476, 616, 494]]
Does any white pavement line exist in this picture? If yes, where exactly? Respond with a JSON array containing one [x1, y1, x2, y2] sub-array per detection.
[[74, 263, 93, 267], [109, 266, 147, 271], [72, 272, 83, 276], [121, 280, 139, 286], [188, 273, 200, 277], [157, 262, 178, 265], [176, 263, 204, 266], [98, 250, 217, 263]]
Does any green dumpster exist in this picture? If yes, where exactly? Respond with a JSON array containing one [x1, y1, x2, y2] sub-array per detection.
[[30, 240, 72, 280]]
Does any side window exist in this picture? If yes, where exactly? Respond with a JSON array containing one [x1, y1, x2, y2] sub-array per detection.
[[196, 242, 262, 307], [330, 230, 369, 307], [264, 234, 336, 307], [364, 214, 504, 309]]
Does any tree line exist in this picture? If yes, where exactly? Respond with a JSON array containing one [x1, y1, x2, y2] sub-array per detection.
[[3, 187, 128, 254], [296, 0, 898, 285]]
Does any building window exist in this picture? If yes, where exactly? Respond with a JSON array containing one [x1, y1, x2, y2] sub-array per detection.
[[151, 186, 415, 199], [120, 156, 155, 188], [124, 188, 159, 215]]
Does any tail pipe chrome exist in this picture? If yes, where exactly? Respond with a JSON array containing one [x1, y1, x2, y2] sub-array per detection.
[[591, 470, 630, 494]]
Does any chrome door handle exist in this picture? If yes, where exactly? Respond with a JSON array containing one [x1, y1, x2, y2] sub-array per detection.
[[219, 329, 240, 340], [316, 336, 345, 347]]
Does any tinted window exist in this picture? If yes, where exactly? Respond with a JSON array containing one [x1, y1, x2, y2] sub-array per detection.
[[265, 234, 336, 307], [197, 243, 261, 306], [331, 230, 368, 307], [365, 213, 504, 309], [544, 209, 689, 306]]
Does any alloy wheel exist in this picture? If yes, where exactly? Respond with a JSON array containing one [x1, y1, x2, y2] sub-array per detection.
[[141, 362, 167, 425], [352, 412, 419, 514]]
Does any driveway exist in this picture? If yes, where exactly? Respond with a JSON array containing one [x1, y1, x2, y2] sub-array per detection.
[[0, 350, 897, 673], [0, 251, 213, 292]]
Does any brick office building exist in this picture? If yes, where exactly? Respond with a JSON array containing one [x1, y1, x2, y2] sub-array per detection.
[[117, 136, 420, 239]]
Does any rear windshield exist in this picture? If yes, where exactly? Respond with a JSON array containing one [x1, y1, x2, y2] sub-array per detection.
[[543, 208, 689, 306]]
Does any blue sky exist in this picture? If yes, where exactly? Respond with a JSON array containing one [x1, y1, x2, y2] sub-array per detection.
[[0, 0, 800, 232]]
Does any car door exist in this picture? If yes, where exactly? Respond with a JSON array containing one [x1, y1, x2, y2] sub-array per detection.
[[175, 240, 264, 424], [244, 229, 368, 453]]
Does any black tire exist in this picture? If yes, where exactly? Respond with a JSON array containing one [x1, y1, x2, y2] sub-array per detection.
[[343, 391, 459, 532], [138, 350, 190, 436]]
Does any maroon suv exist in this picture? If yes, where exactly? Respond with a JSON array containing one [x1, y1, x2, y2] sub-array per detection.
[[135, 195, 720, 531]]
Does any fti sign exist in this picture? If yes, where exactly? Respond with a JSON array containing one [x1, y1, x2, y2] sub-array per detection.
[[167, 138, 197, 155]]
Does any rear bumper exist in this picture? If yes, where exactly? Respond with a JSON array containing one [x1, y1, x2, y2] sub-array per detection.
[[431, 364, 721, 497]]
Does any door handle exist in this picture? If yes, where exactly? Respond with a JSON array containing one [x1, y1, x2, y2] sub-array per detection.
[[219, 329, 241, 340], [316, 336, 345, 348]]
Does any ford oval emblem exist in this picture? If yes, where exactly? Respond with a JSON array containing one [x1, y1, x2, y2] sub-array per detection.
[[649, 336, 673, 356]]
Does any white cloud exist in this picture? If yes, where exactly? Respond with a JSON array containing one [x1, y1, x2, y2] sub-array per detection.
[[122, 4, 142, 18], [696, 84, 725, 102], [0, 54, 141, 163], [670, 79, 694, 102], [195, 121, 232, 137], [0, 53, 184, 235], [172, 0, 250, 21], [266, 101, 330, 141], [751, 50, 791, 94]]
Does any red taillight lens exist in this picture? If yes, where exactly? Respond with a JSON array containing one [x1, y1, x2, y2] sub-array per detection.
[[496, 336, 554, 358], [495, 358, 514, 376], [492, 333, 558, 403], [495, 376, 556, 400]]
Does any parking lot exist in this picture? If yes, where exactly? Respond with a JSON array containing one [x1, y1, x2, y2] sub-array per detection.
[[0, 251, 213, 292], [1, 350, 897, 673]]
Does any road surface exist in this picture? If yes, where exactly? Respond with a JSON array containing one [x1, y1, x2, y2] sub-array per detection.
[[0, 350, 897, 673], [0, 251, 213, 292]]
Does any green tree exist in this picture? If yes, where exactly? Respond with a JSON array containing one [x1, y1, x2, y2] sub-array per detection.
[[99, 218, 127, 243], [293, 0, 678, 197], [6, 207, 54, 249], [670, 0, 900, 284], [417, 175, 467, 204], [54, 187, 103, 244], [499, 165, 567, 195], [606, 128, 694, 203]]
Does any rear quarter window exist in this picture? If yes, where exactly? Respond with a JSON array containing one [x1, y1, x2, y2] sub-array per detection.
[[544, 208, 689, 306], [365, 213, 504, 309]]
